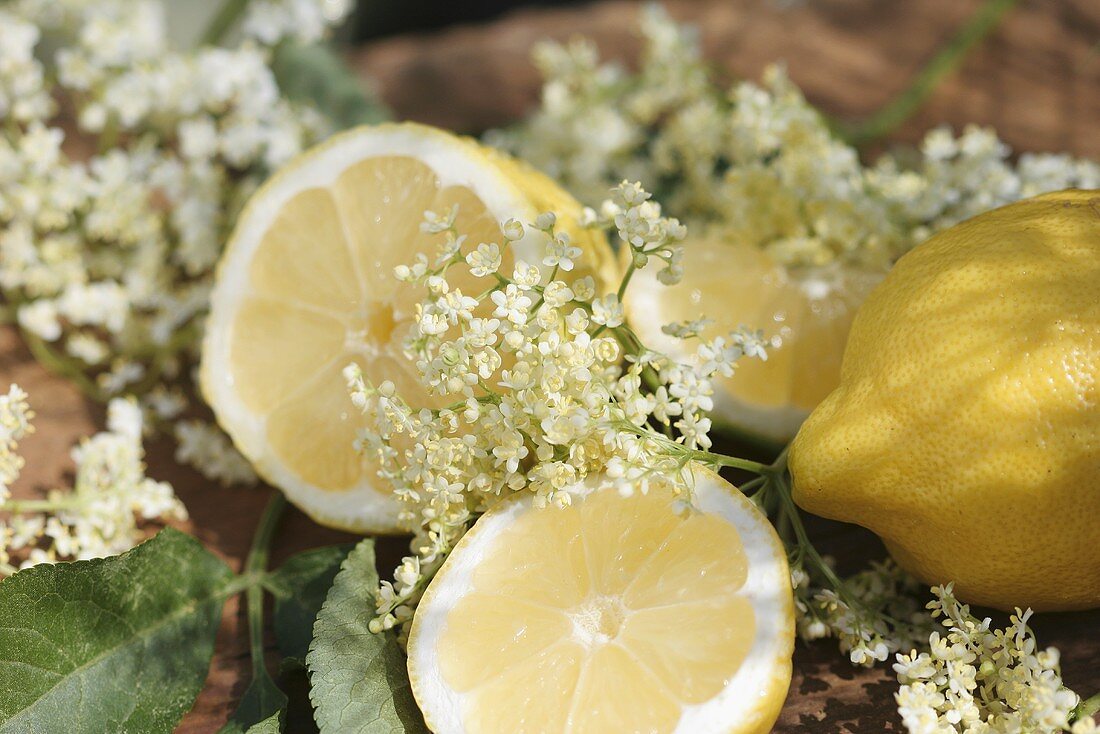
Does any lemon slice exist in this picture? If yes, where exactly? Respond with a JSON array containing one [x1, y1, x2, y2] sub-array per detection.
[[625, 234, 883, 446], [201, 123, 616, 533], [407, 466, 795, 734]]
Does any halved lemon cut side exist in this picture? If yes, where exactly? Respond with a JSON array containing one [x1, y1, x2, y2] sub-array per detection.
[[407, 466, 795, 734], [625, 235, 883, 446], [202, 123, 615, 532]]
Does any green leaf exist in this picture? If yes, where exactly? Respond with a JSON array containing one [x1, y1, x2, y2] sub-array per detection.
[[269, 545, 352, 668], [0, 528, 234, 734], [306, 540, 427, 734], [218, 669, 288, 734], [272, 42, 390, 129], [244, 711, 284, 734]]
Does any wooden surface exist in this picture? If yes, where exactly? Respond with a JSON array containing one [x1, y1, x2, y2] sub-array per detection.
[[3, 0, 1098, 731]]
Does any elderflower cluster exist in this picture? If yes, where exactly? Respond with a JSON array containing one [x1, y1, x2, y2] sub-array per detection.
[[0, 385, 34, 503], [0, 0, 363, 482], [495, 5, 1099, 270], [0, 385, 187, 575], [242, 0, 353, 45], [347, 182, 769, 632], [894, 585, 1097, 734], [792, 558, 933, 666]]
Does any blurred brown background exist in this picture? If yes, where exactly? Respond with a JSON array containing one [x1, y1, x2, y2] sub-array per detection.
[[5, 0, 1097, 732]]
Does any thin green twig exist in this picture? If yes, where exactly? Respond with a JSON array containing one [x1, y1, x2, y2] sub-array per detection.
[[200, 0, 251, 47], [1077, 691, 1100, 722], [844, 0, 1020, 146], [2, 497, 81, 514], [244, 493, 287, 680], [20, 329, 106, 403]]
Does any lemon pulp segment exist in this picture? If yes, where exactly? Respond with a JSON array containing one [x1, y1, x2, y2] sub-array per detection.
[[435, 486, 755, 733], [627, 238, 881, 442], [225, 155, 510, 493]]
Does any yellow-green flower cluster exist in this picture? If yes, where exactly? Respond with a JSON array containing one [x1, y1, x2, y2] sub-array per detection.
[[0, 0, 354, 484], [792, 558, 933, 667], [894, 585, 1096, 734], [347, 182, 770, 633], [496, 6, 1099, 271], [0, 385, 186, 575]]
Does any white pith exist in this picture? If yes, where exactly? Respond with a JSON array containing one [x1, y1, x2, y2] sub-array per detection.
[[407, 466, 795, 734], [201, 124, 546, 532]]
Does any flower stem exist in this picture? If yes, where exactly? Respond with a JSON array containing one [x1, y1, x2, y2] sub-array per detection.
[[844, 0, 1020, 146], [2, 497, 80, 514], [20, 329, 106, 403], [1077, 691, 1100, 721], [616, 260, 637, 303], [769, 469, 849, 597], [200, 0, 251, 46], [244, 493, 286, 680]]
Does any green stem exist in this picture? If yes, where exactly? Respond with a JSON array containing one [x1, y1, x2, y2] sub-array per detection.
[[616, 260, 637, 303], [737, 475, 767, 496], [845, 0, 1020, 145], [688, 448, 773, 475], [200, 0, 251, 46], [592, 260, 636, 338], [20, 329, 106, 403], [1077, 691, 1100, 721], [1, 497, 81, 514], [770, 470, 848, 595], [244, 493, 287, 679]]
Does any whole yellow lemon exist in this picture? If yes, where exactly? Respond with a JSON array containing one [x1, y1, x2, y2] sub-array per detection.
[[789, 190, 1100, 611]]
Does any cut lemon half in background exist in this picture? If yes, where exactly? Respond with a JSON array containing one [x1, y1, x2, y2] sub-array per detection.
[[625, 234, 883, 447], [202, 122, 616, 533], [407, 466, 795, 734]]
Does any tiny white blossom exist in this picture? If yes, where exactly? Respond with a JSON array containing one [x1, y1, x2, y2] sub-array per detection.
[[465, 242, 502, 277]]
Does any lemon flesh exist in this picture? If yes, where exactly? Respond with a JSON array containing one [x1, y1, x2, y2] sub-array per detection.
[[232, 156, 507, 489], [790, 190, 1100, 611], [626, 235, 882, 445], [408, 468, 795, 734], [202, 123, 615, 532]]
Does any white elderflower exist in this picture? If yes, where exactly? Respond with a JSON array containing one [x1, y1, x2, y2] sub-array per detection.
[[346, 182, 769, 632], [894, 585, 1092, 734], [465, 242, 502, 277], [0, 385, 34, 503], [792, 558, 933, 667], [496, 8, 1096, 272], [173, 420, 258, 488], [242, 0, 353, 46], [0, 0, 364, 488], [0, 390, 186, 575]]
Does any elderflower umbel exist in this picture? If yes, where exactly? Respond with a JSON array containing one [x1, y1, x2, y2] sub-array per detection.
[[347, 181, 769, 633], [0, 385, 34, 503], [495, 6, 1099, 271], [0, 386, 187, 575], [894, 585, 1096, 734], [0, 0, 365, 483], [792, 558, 933, 666]]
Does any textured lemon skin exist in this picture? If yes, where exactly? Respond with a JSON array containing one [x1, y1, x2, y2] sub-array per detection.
[[790, 190, 1100, 611]]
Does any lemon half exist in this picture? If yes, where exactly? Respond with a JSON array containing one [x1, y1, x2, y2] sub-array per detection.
[[407, 467, 795, 734], [202, 123, 615, 532], [625, 235, 882, 446]]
